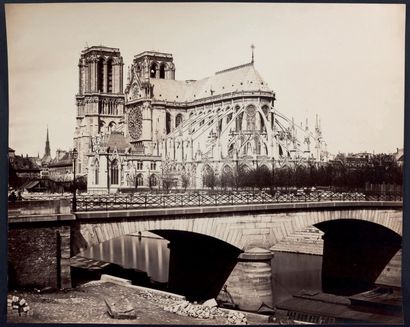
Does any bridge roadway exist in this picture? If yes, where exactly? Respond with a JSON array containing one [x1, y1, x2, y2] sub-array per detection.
[[8, 199, 403, 297]]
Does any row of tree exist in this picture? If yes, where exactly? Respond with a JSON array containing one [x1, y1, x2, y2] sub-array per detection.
[[203, 162, 403, 190]]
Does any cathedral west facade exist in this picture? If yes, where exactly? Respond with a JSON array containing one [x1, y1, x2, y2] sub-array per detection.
[[74, 46, 328, 193]]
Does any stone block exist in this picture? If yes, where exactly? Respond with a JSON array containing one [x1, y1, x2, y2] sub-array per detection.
[[202, 298, 218, 307], [100, 274, 132, 286], [104, 297, 137, 320]]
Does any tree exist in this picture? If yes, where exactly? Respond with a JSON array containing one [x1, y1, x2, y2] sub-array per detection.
[[161, 158, 175, 192], [181, 173, 190, 191], [220, 170, 234, 190], [253, 166, 271, 190], [203, 169, 217, 190]]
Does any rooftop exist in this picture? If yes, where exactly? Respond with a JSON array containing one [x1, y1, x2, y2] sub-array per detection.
[[82, 45, 121, 55], [101, 132, 130, 153], [134, 50, 173, 60], [149, 62, 272, 103]]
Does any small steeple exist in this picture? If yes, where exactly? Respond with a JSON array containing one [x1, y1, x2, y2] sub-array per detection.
[[251, 44, 255, 64], [45, 126, 51, 157]]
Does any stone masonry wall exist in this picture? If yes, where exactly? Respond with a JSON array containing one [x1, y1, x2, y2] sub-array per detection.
[[8, 225, 71, 289]]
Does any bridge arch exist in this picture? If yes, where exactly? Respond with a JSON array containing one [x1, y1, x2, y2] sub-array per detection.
[[73, 205, 402, 255]]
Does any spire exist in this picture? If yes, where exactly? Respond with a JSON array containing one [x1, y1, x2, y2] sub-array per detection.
[[45, 126, 51, 157], [251, 44, 255, 64]]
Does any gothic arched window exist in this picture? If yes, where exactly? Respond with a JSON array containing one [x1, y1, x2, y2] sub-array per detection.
[[237, 112, 244, 131], [110, 159, 119, 185], [262, 105, 269, 118], [150, 174, 157, 187], [136, 173, 144, 187], [259, 113, 265, 132], [159, 63, 166, 79], [97, 58, 104, 92], [255, 138, 261, 155], [107, 59, 113, 93], [246, 105, 256, 131], [166, 112, 171, 134], [150, 62, 157, 78], [175, 113, 183, 128], [87, 64, 92, 92], [94, 160, 99, 185]]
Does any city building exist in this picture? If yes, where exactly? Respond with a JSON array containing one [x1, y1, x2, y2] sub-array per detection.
[[76, 46, 329, 193], [393, 148, 404, 167], [48, 149, 74, 181], [8, 152, 41, 188]]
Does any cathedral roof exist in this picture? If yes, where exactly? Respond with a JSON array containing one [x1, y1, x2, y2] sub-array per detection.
[[101, 132, 130, 152], [150, 62, 272, 103]]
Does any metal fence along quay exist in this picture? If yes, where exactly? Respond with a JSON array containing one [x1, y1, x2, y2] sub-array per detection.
[[17, 190, 401, 212]]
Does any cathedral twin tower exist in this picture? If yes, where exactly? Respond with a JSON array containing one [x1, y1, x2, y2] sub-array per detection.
[[74, 45, 327, 192]]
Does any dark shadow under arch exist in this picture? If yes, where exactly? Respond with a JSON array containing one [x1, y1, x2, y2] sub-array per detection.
[[314, 219, 401, 296], [151, 229, 243, 301]]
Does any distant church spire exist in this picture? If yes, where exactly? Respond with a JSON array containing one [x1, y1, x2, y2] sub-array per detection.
[[251, 44, 255, 63], [45, 126, 51, 157]]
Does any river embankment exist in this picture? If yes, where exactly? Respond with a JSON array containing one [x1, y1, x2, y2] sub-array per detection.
[[7, 277, 274, 324]]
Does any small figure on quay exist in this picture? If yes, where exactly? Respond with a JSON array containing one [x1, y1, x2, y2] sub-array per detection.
[[8, 191, 17, 203], [17, 191, 24, 201]]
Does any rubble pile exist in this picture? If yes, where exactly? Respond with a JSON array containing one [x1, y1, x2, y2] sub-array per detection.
[[164, 299, 247, 324], [7, 295, 33, 317], [139, 289, 183, 306]]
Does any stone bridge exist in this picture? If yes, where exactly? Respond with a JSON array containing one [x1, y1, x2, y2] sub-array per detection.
[[73, 201, 402, 253], [8, 199, 403, 303]]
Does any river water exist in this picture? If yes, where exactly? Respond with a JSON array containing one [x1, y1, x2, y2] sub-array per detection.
[[79, 235, 323, 306]]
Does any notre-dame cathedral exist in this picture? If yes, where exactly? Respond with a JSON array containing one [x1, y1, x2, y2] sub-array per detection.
[[73, 46, 328, 193]]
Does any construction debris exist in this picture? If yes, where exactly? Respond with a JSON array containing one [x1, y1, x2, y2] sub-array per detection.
[[8, 295, 33, 317], [164, 299, 247, 324]]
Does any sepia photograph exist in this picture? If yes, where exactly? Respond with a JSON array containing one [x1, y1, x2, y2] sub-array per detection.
[[5, 2, 405, 324]]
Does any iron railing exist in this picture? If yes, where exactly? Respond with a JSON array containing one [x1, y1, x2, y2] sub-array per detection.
[[70, 190, 402, 212], [15, 190, 402, 212]]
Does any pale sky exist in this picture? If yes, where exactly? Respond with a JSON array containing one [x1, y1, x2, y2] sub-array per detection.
[[6, 2, 405, 157]]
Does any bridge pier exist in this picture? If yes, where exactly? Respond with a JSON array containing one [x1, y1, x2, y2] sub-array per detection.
[[8, 224, 72, 290], [221, 247, 274, 311], [8, 199, 74, 290]]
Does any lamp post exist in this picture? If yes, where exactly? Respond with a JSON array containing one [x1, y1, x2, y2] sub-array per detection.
[[72, 148, 78, 212]]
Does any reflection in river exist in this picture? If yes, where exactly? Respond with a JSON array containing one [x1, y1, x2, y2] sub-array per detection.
[[79, 235, 170, 283], [80, 235, 323, 306], [271, 252, 322, 305]]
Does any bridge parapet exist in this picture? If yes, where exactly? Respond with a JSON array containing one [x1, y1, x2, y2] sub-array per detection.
[[8, 199, 75, 224]]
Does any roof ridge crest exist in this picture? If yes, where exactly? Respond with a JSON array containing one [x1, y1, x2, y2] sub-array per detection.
[[215, 62, 253, 75]]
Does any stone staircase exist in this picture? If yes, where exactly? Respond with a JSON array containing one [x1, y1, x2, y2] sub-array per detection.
[[270, 226, 324, 255]]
